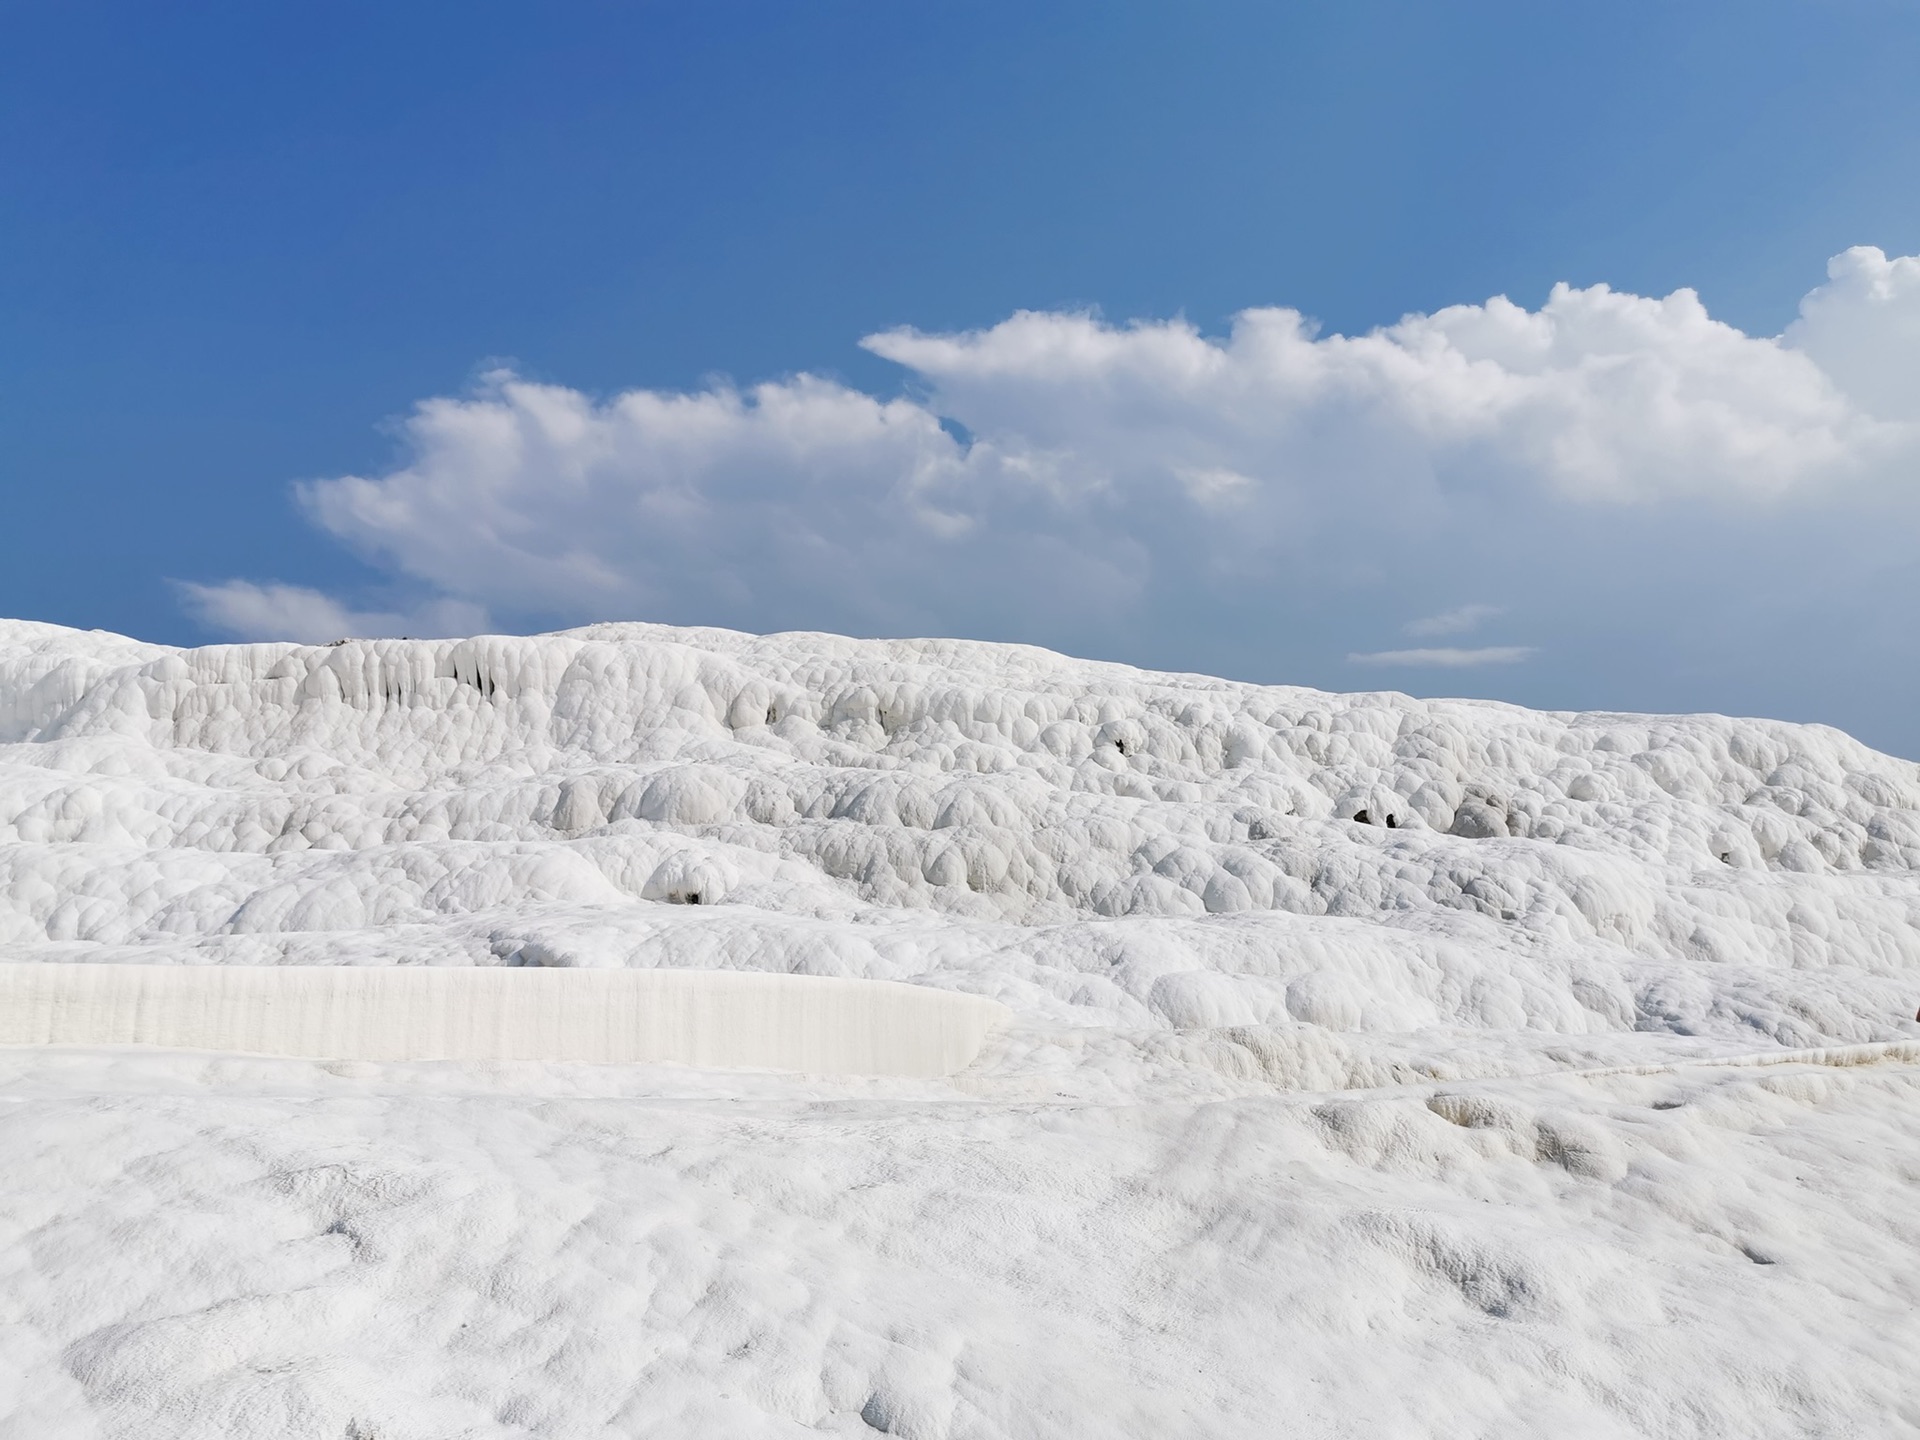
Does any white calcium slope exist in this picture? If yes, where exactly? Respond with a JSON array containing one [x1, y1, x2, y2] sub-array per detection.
[[3, 619, 1920, 1437]]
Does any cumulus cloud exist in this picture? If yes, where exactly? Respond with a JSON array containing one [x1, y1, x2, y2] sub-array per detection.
[[1783, 246, 1920, 423], [1348, 646, 1537, 669], [184, 247, 1920, 748], [287, 371, 1028, 635], [177, 581, 488, 644]]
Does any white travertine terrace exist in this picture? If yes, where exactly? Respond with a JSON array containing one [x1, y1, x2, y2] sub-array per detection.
[[4, 618, 1920, 1436], [0, 963, 1007, 1074]]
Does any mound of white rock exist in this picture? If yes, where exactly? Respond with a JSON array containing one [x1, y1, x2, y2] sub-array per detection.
[[3, 617, 1917, 1089], [8, 619, 1920, 1437]]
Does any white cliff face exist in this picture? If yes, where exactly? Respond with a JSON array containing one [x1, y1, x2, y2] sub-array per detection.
[[3, 619, 1919, 1436]]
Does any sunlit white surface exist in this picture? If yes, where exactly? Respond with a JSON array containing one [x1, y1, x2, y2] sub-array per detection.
[[3, 619, 1918, 1436]]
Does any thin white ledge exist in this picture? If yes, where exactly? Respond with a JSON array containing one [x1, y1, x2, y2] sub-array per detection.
[[0, 964, 1010, 1077]]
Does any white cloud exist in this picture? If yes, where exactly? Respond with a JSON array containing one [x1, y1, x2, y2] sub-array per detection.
[[270, 258, 1917, 620], [1347, 646, 1537, 668], [857, 265, 1906, 508], [1404, 604, 1500, 638], [286, 371, 1030, 636], [1784, 246, 1920, 423], [181, 249, 1920, 749], [177, 581, 489, 644]]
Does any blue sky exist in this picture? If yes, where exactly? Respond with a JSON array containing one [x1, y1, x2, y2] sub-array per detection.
[[5, 2, 1920, 752]]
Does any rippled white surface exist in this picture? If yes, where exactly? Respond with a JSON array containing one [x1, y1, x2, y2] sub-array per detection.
[[3, 619, 1918, 1436]]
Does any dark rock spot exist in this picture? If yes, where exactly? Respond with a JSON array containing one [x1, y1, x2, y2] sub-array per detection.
[[861, 1394, 896, 1432]]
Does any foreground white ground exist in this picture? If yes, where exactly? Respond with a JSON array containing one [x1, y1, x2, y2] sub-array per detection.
[[3, 619, 1919, 1437]]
